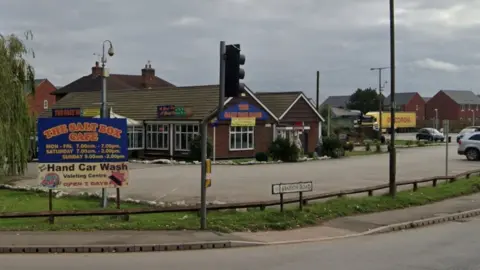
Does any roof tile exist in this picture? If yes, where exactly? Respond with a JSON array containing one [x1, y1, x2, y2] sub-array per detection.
[[255, 91, 301, 117], [42, 85, 220, 121]]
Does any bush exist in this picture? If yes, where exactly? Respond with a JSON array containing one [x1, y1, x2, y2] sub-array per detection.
[[268, 137, 300, 162], [255, 152, 269, 162], [343, 141, 354, 152], [365, 142, 371, 152], [189, 135, 213, 161], [416, 141, 425, 147], [321, 137, 343, 158]]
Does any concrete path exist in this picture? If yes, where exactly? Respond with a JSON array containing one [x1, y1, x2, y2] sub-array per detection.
[[2, 193, 480, 247], [16, 143, 476, 204]]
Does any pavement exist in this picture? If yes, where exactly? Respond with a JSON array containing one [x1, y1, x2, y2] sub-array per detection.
[[14, 141, 475, 205], [7, 217, 478, 270], [2, 193, 480, 253]]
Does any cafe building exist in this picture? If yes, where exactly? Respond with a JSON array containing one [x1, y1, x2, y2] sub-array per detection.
[[41, 85, 323, 160]]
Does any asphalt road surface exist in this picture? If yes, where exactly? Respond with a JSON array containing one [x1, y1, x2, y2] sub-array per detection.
[[3, 218, 480, 270], [19, 142, 476, 204]]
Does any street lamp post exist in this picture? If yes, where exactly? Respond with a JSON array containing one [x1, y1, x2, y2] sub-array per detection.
[[100, 40, 114, 208], [370, 67, 389, 140], [434, 108, 438, 129], [388, 0, 396, 197], [471, 110, 475, 126]]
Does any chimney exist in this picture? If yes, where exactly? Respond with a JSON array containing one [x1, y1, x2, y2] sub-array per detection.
[[91, 61, 103, 77], [141, 61, 155, 88]]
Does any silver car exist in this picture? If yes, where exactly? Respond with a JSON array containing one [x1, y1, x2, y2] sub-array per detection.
[[456, 126, 480, 143], [457, 131, 480, 161]]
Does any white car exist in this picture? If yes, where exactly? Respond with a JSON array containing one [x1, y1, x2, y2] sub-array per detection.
[[456, 126, 480, 143], [457, 131, 480, 161]]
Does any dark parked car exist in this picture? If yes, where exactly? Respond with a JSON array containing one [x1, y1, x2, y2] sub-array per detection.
[[416, 128, 445, 142]]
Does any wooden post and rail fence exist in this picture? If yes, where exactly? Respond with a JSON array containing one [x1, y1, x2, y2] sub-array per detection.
[[0, 169, 479, 221]]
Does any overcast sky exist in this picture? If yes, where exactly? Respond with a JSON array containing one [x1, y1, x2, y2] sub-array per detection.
[[2, 0, 480, 102]]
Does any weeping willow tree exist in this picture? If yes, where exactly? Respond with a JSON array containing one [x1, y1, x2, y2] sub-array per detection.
[[0, 31, 35, 177]]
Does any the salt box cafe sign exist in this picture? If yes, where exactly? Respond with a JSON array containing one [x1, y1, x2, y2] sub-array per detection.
[[218, 102, 268, 121]]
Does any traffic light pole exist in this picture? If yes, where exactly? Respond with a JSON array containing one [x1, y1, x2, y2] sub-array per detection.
[[200, 121, 207, 230], [218, 41, 226, 114], [201, 41, 227, 230]]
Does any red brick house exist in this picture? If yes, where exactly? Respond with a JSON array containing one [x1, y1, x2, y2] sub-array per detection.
[[383, 92, 426, 120], [256, 91, 324, 154], [25, 79, 57, 117], [425, 90, 480, 123], [51, 61, 175, 101]]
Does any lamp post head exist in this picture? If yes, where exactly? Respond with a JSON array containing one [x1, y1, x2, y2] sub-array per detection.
[[107, 44, 114, 57]]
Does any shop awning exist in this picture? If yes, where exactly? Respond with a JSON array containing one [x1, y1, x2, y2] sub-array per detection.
[[93, 109, 142, 126]]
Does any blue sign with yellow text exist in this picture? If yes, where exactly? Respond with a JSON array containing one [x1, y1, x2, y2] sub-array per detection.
[[218, 102, 268, 121], [37, 118, 128, 163]]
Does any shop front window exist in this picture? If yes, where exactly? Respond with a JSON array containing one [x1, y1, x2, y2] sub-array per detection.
[[128, 126, 144, 150], [146, 124, 169, 150], [230, 126, 254, 150], [175, 124, 199, 151]]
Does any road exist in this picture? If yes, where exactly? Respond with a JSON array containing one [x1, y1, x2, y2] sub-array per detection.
[[2, 218, 480, 269], [17, 142, 476, 204]]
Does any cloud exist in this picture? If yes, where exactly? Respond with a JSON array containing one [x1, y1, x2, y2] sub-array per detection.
[[2, 0, 480, 99], [414, 58, 461, 72], [170, 16, 205, 27]]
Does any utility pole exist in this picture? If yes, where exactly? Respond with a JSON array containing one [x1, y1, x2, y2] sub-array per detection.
[[389, 0, 397, 197], [316, 71, 320, 112], [327, 105, 331, 137], [370, 67, 389, 141]]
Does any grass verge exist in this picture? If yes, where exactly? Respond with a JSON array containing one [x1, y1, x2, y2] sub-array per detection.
[[1, 177, 480, 232]]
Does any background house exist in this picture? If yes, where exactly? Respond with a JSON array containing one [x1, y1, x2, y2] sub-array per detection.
[[425, 90, 480, 130], [25, 78, 57, 116], [52, 61, 175, 101], [383, 92, 426, 120], [321, 95, 350, 109]]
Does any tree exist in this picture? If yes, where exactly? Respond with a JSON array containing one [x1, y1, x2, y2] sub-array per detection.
[[346, 88, 381, 114], [0, 31, 35, 176]]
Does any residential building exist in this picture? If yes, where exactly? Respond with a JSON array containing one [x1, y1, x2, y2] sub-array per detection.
[[51, 61, 175, 101], [425, 90, 480, 125], [25, 78, 57, 116], [320, 95, 350, 109], [383, 92, 426, 120]]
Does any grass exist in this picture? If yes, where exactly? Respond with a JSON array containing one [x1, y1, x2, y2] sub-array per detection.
[[1, 177, 480, 232], [345, 150, 384, 157]]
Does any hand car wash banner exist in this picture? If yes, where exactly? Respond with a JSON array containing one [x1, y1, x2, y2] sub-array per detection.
[[37, 118, 129, 189]]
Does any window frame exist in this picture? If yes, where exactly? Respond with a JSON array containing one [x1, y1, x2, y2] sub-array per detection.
[[174, 124, 199, 151], [43, 100, 48, 109], [229, 126, 254, 151], [146, 123, 169, 150], [127, 126, 144, 150]]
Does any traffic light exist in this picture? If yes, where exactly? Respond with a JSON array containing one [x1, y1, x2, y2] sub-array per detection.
[[225, 44, 246, 97]]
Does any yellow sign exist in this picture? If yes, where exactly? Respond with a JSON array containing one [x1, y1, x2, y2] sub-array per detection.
[[82, 108, 101, 117], [366, 112, 416, 128], [205, 159, 211, 188], [231, 117, 256, 127], [38, 162, 129, 189]]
